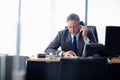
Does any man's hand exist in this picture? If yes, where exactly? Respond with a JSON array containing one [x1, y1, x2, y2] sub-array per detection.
[[80, 26, 88, 40], [62, 51, 77, 57]]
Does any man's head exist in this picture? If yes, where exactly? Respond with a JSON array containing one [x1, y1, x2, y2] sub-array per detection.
[[67, 13, 81, 35]]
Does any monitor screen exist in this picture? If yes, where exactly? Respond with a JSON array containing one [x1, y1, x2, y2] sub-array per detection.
[[105, 26, 120, 57]]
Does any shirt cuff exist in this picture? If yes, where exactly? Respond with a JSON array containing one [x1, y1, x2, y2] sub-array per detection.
[[58, 51, 64, 57], [84, 38, 90, 44]]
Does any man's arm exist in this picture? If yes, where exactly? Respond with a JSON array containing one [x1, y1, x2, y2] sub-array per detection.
[[80, 26, 97, 43], [44, 32, 62, 56]]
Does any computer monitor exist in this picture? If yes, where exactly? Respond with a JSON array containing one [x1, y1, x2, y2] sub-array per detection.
[[83, 43, 105, 57], [105, 26, 120, 57]]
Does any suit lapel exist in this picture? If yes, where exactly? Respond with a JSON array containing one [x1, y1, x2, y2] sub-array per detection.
[[65, 31, 72, 50], [77, 33, 85, 56], [63, 30, 85, 56]]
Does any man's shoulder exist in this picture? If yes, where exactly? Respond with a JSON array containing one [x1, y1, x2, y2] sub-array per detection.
[[58, 29, 68, 34], [57, 29, 69, 39]]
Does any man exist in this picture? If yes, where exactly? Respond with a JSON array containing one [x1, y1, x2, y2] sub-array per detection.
[[45, 13, 96, 57]]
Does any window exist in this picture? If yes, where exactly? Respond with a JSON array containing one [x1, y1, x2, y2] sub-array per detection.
[[0, 0, 85, 56], [0, 0, 18, 55], [21, 0, 85, 56]]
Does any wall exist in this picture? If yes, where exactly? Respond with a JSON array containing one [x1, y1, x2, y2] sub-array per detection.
[[88, 0, 120, 44]]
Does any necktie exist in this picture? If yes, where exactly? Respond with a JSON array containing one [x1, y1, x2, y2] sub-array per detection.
[[72, 36, 78, 54]]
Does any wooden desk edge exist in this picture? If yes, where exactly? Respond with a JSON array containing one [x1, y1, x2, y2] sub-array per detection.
[[27, 57, 120, 63], [109, 58, 120, 64], [27, 58, 60, 62]]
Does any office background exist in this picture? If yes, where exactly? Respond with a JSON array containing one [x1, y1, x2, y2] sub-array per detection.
[[0, 0, 120, 56]]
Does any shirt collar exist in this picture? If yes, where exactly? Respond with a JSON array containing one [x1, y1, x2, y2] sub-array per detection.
[[71, 32, 80, 38]]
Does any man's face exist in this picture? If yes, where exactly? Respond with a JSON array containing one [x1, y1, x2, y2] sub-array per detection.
[[67, 20, 80, 35]]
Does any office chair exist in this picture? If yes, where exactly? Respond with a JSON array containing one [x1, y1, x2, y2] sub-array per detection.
[[105, 26, 120, 57], [87, 25, 98, 43]]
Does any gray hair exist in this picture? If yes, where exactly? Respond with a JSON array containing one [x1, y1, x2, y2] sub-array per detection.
[[66, 13, 80, 22]]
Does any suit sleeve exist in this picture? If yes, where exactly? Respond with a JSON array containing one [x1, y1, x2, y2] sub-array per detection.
[[44, 32, 62, 56]]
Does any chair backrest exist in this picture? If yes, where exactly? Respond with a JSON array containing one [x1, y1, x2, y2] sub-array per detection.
[[87, 25, 98, 43], [105, 26, 120, 57]]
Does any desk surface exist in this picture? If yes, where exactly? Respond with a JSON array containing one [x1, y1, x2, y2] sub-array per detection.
[[27, 57, 60, 62], [27, 57, 120, 63], [109, 57, 120, 63]]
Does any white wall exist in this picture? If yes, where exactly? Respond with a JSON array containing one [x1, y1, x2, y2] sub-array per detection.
[[88, 0, 120, 44]]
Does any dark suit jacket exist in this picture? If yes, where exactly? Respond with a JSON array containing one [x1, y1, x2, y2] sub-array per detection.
[[45, 29, 96, 56]]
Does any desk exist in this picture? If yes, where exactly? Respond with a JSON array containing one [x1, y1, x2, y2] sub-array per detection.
[[26, 57, 110, 80], [26, 58, 61, 80], [26, 57, 120, 80], [27, 57, 120, 63], [27, 58, 60, 62], [109, 57, 120, 63], [108, 58, 120, 80]]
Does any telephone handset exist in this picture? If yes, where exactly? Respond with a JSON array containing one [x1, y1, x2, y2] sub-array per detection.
[[80, 21, 86, 26], [79, 21, 86, 35]]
